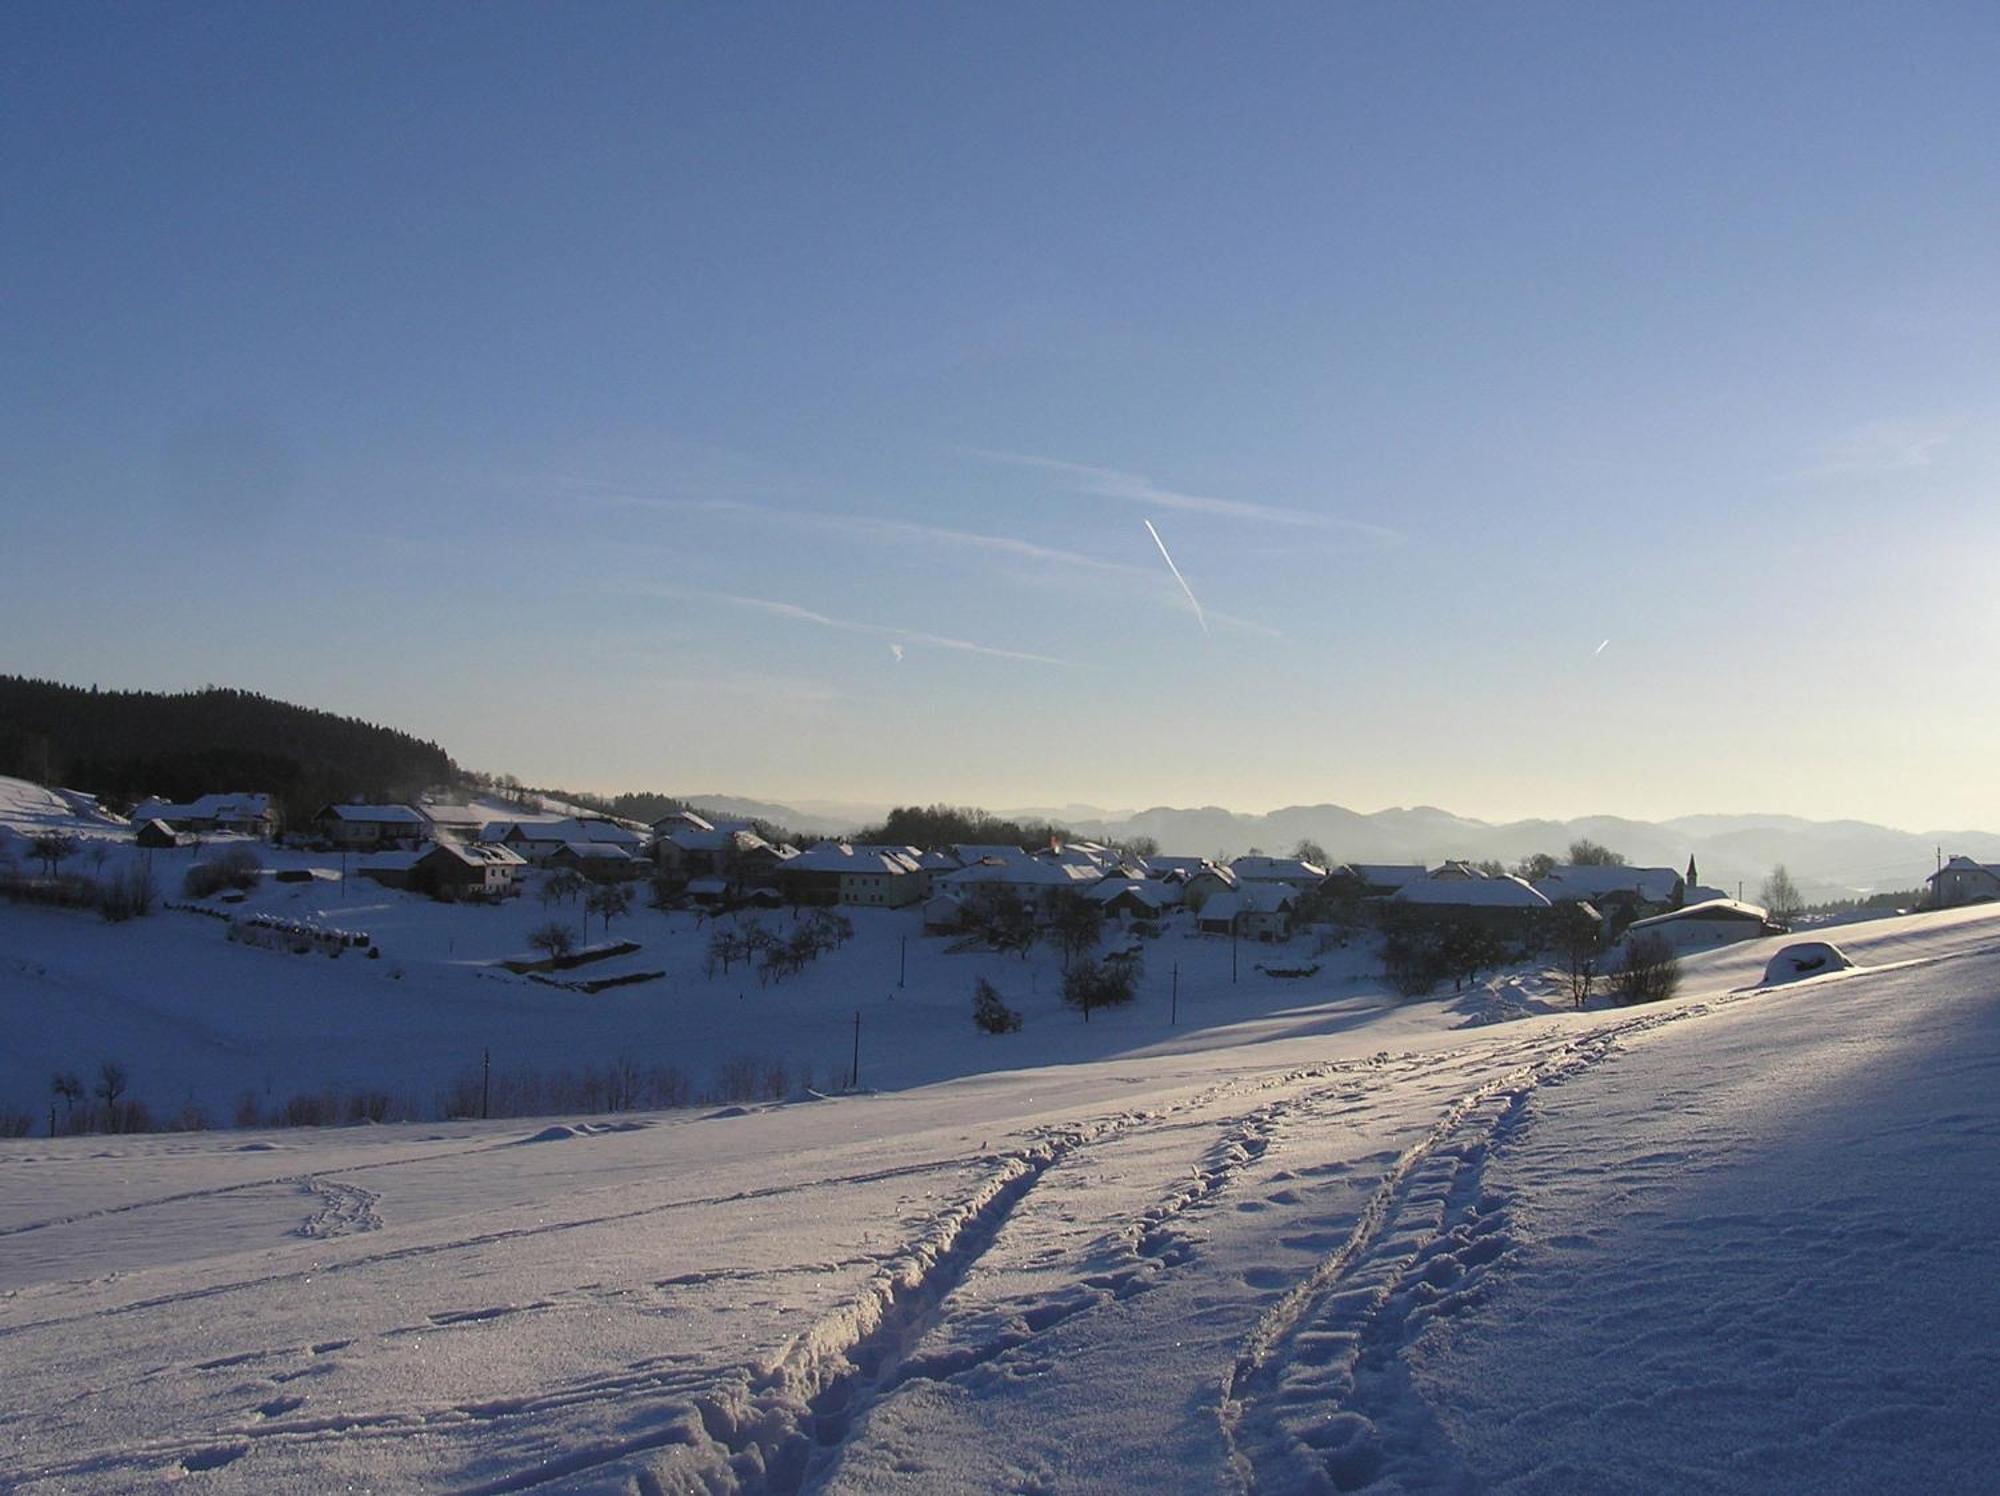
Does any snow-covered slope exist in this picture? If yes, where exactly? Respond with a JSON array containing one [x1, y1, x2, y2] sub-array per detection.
[[3, 906, 1995, 1492]]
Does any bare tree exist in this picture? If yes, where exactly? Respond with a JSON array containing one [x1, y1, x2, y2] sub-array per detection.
[[540, 869, 586, 907], [1611, 933, 1681, 1004], [1550, 903, 1603, 1008], [528, 922, 576, 962], [587, 882, 632, 935], [95, 1062, 129, 1130], [30, 833, 77, 879], [1760, 865, 1803, 926], [1293, 839, 1329, 869], [51, 1071, 82, 1128]]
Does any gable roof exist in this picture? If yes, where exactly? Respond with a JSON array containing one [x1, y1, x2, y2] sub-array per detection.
[[1533, 865, 1682, 904], [1628, 897, 1771, 929], [1393, 874, 1551, 909], [133, 792, 273, 823], [1230, 855, 1328, 882], [321, 802, 425, 824]]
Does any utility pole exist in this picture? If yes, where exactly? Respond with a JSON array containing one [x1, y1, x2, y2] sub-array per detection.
[[481, 1047, 491, 1120], [850, 1009, 862, 1091], [1232, 924, 1239, 985], [1171, 961, 1179, 1025], [898, 935, 906, 990]]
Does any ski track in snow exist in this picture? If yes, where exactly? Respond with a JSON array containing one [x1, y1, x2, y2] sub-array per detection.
[[8, 955, 1961, 1495], [295, 1176, 383, 1238], [1216, 1000, 1740, 1494]]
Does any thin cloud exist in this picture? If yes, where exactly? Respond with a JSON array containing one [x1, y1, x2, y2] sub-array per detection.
[[641, 585, 1070, 667], [1797, 419, 1954, 480], [969, 449, 1403, 543], [1144, 519, 1208, 634], [600, 494, 1146, 578]]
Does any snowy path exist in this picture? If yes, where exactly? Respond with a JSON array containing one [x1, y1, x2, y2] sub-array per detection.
[[4, 909, 1998, 1492]]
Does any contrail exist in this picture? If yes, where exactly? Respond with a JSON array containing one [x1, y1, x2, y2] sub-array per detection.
[[1594, 638, 1611, 656], [1143, 518, 1208, 634]]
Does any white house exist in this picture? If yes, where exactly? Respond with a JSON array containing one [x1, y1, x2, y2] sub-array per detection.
[[1197, 884, 1295, 940]]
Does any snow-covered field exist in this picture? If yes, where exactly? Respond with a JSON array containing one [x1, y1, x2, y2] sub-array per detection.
[[5, 844, 1997, 1493]]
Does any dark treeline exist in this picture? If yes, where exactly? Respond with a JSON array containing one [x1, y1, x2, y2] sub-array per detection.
[[854, 804, 1072, 852], [0, 676, 457, 827]]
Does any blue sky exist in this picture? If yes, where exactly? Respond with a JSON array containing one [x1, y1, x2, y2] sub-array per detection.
[[5, 3, 1998, 828]]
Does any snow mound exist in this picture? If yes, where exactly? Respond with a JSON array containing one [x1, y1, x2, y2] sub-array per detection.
[[1761, 941, 1856, 985], [514, 1120, 654, 1144]]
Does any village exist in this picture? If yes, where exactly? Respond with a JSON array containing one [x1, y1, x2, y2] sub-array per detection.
[[110, 785, 1811, 958]]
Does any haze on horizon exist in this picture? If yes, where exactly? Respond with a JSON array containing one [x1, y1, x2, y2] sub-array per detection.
[[5, 4, 1997, 832]]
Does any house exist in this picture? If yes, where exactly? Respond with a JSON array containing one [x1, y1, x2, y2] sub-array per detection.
[[1181, 865, 1239, 914], [1089, 878, 1181, 920], [316, 803, 427, 849], [1229, 855, 1329, 892], [650, 810, 715, 838], [952, 843, 1033, 867], [938, 856, 1101, 913], [1197, 884, 1295, 940], [131, 792, 277, 838], [1625, 897, 1784, 951], [485, 817, 649, 865], [417, 801, 487, 843], [1926, 855, 2000, 909], [1390, 872, 1552, 936], [1533, 864, 1684, 916], [922, 891, 969, 934], [775, 843, 922, 907], [411, 840, 526, 898], [685, 875, 732, 909], [841, 850, 924, 908], [133, 818, 183, 850], [1140, 855, 1214, 882], [1327, 863, 1427, 899], [546, 841, 643, 879]]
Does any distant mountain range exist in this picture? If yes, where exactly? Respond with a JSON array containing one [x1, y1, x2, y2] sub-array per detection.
[[682, 796, 1995, 904]]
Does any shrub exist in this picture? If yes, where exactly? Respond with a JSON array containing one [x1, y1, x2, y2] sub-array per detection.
[[183, 846, 262, 899], [973, 978, 1023, 1034], [1611, 932, 1682, 1004], [0, 1110, 34, 1138]]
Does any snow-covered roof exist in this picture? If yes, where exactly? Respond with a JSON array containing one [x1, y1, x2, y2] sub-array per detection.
[[1140, 855, 1212, 878], [1393, 874, 1551, 909], [1534, 865, 1682, 904], [420, 841, 527, 869], [1628, 897, 1771, 930], [133, 792, 273, 823], [418, 802, 486, 830], [552, 841, 637, 862], [487, 817, 647, 847], [1230, 856, 1328, 882], [1088, 878, 1180, 910], [782, 843, 915, 876], [953, 843, 1031, 865], [651, 810, 715, 834], [939, 859, 1100, 889], [1199, 885, 1295, 923], [322, 803, 425, 824], [1334, 863, 1427, 890]]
